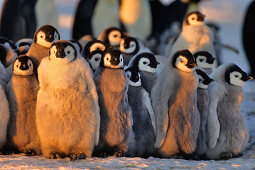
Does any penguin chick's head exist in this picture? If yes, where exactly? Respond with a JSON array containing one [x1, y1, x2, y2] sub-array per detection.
[[13, 55, 35, 76], [70, 39, 82, 54], [125, 67, 141, 86], [195, 68, 213, 89], [104, 27, 125, 46], [34, 25, 60, 48], [185, 11, 206, 26], [119, 36, 139, 54], [172, 49, 196, 72], [87, 50, 105, 71], [101, 49, 123, 69], [83, 40, 108, 59], [194, 51, 215, 69], [132, 52, 159, 73], [49, 40, 77, 64], [225, 64, 252, 87]]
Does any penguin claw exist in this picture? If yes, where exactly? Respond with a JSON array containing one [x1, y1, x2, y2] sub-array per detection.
[[24, 149, 36, 156], [113, 152, 125, 157], [49, 152, 65, 159], [69, 153, 87, 161], [221, 152, 233, 160]]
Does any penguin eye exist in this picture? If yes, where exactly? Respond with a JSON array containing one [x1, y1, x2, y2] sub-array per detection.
[[235, 75, 239, 78], [29, 64, 32, 67], [40, 35, 43, 38], [113, 34, 118, 38], [16, 65, 19, 68], [192, 17, 195, 20], [95, 57, 99, 61], [67, 51, 70, 54], [143, 61, 147, 65], [199, 59, 204, 62], [120, 58, 123, 62]]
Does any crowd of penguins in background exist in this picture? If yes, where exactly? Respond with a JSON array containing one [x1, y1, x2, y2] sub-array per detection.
[[0, 11, 253, 161]]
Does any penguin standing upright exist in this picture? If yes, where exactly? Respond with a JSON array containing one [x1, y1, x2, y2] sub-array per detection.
[[93, 49, 134, 156], [194, 51, 216, 75], [195, 68, 213, 158], [151, 49, 200, 158], [7, 55, 40, 155], [206, 64, 251, 160], [36, 40, 100, 160], [26, 25, 60, 67], [128, 52, 159, 93], [125, 66, 156, 157]]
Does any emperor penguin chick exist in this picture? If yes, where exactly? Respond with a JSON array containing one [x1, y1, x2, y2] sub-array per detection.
[[7, 55, 40, 154], [93, 49, 134, 156], [194, 51, 216, 75], [125, 67, 156, 157], [26, 25, 60, 67], [151, 49, 200, 158], [36, 40, 100, 160], [169, 11, 215, 58], [128, 52, 159, 93], [206, 64, 251, 160], [195, 68, 213, 158]]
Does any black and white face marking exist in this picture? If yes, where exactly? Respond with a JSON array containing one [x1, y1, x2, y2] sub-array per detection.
[[195, 69, 213, 89], [104, 27, 124, 46], [119, 37, 139, 54], [88, 50, 104, 71], [15, 38, 33, 49], [194, 51, 215, 68], [13, 55, 34, 76], [82, 40, 108, 59], [172, 49, 196, 72], [185, 11, 205, 26], [49, 40, 77, 64], [225, 64, 252, 87], [34, 25, 60, 48], [125, 67, 141, 86], [101, 50, 124, 69], [133, 52, 159, 73]]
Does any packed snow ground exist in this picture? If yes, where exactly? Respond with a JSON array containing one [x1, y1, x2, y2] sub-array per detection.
[[0, 0, 255, 169]]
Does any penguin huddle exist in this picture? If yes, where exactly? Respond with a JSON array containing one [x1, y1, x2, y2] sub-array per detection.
[[0, 10, 252, 161]]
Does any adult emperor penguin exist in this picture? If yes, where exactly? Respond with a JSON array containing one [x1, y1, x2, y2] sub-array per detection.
[[195, 68, 213, 158], [128, 52, 159, 93], [0, 61, 10, 150], [125, 66, 156, 157], [150, 49, 200, 158], [36, 40, 100, 160], [168, 11, 215, 58], [7, 55, 40, 155], [206, 63, 251, 160], [26, 25, 60, 67], [97, 27, 126, 50], [93, 49, 134, 156], [194, 51, 216, 75], [82, 40, 109, 72]]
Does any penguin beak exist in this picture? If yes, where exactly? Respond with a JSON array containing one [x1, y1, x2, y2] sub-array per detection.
[[20, 64, 29, 70], [187, 63, 196, 68], [249, 76, 254, 80], [56, 50, 65, 58]]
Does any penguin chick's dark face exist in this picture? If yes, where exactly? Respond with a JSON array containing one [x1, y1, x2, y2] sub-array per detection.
[[13, 55, 34, 76], [87, 50, 104, 71], [195, 69, 213, 89], [102, 50, 123, 69], [106, 27, 123, 46], [185, 11, 205, 26], [49, 40, 77, 64], [194, 51, 215, 68], [172, 49, 196, 72], [34, 25, 60, 48], [119, 36, 139, 54], [125, 67, 141, 86], [133, 52, 159, 73], [225, 64, 252, 87]]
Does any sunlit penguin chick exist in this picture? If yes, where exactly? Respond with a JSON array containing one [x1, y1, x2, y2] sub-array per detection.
[[151, 49, 200, 158], [27, 25, 60, 67], [7, 55, 40, 155], [194, 68, 214, 158], [125, 67, 156, 157], [36, 40, 100, 160], [128, 52, 159, 93], [98, 27, 125, 49], [206, 63, 251, 160], [93, 49, 134, 156], [194, 51, 216, 74]]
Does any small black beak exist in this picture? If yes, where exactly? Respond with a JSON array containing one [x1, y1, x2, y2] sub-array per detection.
[[45, 34, 55, 42], [56, 50, 65, 58], [187, 63, 196, 68], [19, 64, 29, 70]]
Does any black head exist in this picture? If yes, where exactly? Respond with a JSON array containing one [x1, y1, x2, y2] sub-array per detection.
[[195, 69, 213, 88], [172, 49, 196, 72], [34, 25, 60, 47], [103, 27, 125, 45], [82, 40, 108, 59], [87, 49, 105, 71], [120, 36, 139, 54], [13, 55, 35, 76], [100, 49, 124, 69], [185, 11, 206, 25], [49, 40, 77, 63], [131, 52, 159, 72], [125, 66, 141, 86], [225, 64, 252, 86], [0, 45, 7, 65], [194, 51, 215, 64]]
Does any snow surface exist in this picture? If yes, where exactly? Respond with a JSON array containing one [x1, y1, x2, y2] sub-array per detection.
[[0, 0, 255, 169]]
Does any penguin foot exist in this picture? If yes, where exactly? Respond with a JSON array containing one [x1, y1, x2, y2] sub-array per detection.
[[24, 149, 36, 156], [49, 152, 65, 159], [69, 153, 87, 161], [113, 151, 125, 157], [221, 152, 233, 160]]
